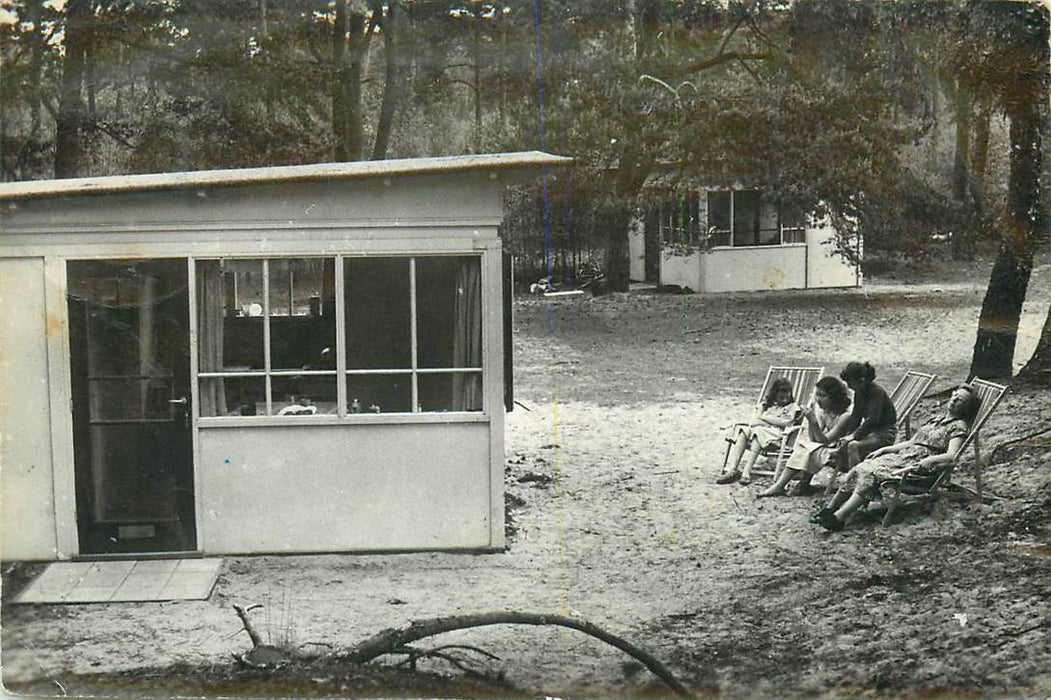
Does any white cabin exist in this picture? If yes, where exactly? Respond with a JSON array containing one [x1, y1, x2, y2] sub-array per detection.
[[0, 152, 565, 560]]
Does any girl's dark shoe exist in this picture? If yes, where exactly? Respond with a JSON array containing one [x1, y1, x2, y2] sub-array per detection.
[[716, 471, 740, 485], [809, 506, 832, 524], [818, 510, 845, 532], [789, 482, 819, 496]]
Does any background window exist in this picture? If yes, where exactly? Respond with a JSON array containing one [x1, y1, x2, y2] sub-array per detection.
[[732, 190, 761, 246], [707, 191, 732, 247]]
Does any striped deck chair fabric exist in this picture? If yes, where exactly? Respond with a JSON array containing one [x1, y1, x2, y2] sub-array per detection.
[[723, 366, 825, 477], [888, 370, 937, 439], [880, 377, 1008, 526]]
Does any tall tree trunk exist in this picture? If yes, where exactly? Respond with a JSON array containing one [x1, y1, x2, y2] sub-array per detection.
[[951, 79, 975, 260], [969, 93, 993, 220], [1019, 303, 1051, 384], [54, 0, 92, 178], [331, 0, 348, 161], [1017, 66, 1051, 385], [602, 0, 660, 292], [345, 9, 366, 161], [371, 2, 399, 160], [970, 92, 1043, 379], [472, 16, 482, 153], [27, 0, 45, 135]]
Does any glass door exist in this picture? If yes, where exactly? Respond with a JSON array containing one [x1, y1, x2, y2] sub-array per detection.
[[67, 259, 196, 555]]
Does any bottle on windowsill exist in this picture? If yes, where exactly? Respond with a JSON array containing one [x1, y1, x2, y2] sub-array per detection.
[[350, 398, 361, 414]]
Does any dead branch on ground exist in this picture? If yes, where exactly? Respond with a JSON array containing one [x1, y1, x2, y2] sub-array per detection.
[[987, 425, 1051, 462], [337, 611, 692, 698], [232, 604, 265, 648], [231, 604, 291, 669]]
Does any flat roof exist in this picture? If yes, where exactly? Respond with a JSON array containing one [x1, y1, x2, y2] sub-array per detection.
[[0, 151, 570, 201]]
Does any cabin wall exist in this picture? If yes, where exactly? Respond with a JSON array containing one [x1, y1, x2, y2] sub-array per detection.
[[0, 257, 59, 560], [0, 169, 510, 559], [197, 423, 491, 553], [699, 245, 808, 292], [659, 249, 703, 290], [806, 223, 861, 288]]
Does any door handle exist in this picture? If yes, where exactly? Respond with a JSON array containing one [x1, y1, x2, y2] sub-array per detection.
[[168, 397, 188, 405]]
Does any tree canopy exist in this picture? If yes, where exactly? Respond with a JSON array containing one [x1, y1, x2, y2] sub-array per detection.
[[0, 0, 1047, 376]]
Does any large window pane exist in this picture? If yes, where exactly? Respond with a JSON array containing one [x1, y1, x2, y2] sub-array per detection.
[[204, 259, 265, 370], [344, 258, 411, 369], [199, 376, 264, 417], [419, 372, 482, 412], [272, 374, 337, 415], [707, 191, 731, 247], [416, 256, 481, 369], [732, 190, 761, 247], [268, 259, 336, 371], [347, 374, 412, 414]]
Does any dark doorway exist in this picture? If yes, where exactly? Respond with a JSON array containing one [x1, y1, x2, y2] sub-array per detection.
[[67, 259, 196, 555]]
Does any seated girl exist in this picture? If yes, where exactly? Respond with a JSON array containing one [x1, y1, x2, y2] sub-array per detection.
[[825, 361, 898, 493], [757, 376, 852, 497], [717, 377, 800, 485], [813, 383, 980, 531]]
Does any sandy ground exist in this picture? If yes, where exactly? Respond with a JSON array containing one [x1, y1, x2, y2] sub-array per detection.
[[2, 253, 1050, 697]]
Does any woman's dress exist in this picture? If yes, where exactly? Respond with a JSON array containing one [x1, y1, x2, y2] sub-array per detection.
[[840, 415, 970, 493], [785, 406, 845, 474], [744, 402, 801, 449]]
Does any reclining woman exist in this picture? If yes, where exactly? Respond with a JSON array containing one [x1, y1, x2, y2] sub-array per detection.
[[813, 383, 981, 532], [827, 361, 898, 492], [717, 377, 800, 485], [757, 376, 852, 497]]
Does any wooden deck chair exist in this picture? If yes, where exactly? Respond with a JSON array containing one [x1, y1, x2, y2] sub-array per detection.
[[879, 378, 1007, 526], [888, 370, 937, 439], [721, 366, 824, 478]]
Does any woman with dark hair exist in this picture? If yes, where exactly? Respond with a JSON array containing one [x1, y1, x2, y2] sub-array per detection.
[[717, 377, 800, 485], [813, 383, 980, 531], [831, 361, 898, 488], [757, 376, 852, 497]]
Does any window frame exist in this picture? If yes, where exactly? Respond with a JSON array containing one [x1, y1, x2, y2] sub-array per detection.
[[658, 191, 702, 245], [706, 189, 808, 249], [193, 253, 487, 425]]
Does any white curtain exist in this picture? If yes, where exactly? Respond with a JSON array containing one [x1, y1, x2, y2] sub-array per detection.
[[197, 260, 227, 417], [451, 259, 482, 411]]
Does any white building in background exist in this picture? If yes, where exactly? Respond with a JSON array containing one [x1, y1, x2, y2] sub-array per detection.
[[629, 187, 861, 292]]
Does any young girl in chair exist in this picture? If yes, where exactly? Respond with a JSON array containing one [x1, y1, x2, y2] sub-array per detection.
[[757, 376, 852, 497], [717, 378, 800, 485]]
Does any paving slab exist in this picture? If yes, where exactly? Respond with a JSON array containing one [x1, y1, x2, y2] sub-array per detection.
[[14, 559, 222, 604]]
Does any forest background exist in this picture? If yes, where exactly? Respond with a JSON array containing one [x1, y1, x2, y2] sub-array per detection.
[[1, 0, 1049, 383]]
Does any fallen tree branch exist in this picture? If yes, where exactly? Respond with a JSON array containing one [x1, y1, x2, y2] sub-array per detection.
[[392, 644, 499, 678], [337, 611, 691, 698], [987, 425, 1051, 462], [232, 604, 265, 648]]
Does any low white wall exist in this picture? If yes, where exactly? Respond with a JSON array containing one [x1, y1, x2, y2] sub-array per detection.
[[806, 225, 860, 288], [197, 422, 492, 554], [699, 245, 806, 292], [0, 258, 58, 560], [659, 249, 703, 290]]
